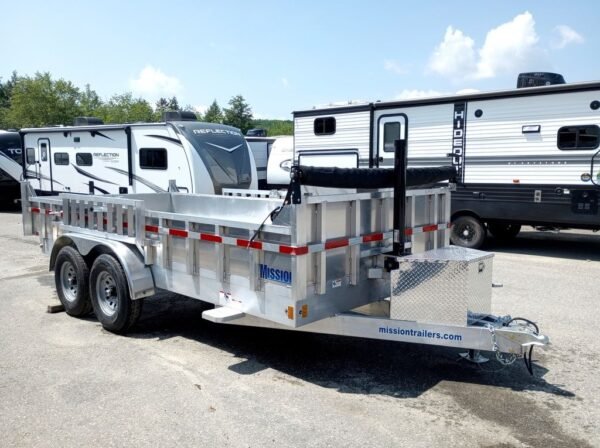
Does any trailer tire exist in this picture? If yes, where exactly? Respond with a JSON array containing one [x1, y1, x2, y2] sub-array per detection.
[[89, 254, 143, 334], [488, 223, 521, 240], [450, 215, 486, 249], [54, 246, 92, 317]]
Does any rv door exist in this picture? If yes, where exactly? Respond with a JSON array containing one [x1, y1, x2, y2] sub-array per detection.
[[376, 115, 407, 167], [37, 139, 53, 192]]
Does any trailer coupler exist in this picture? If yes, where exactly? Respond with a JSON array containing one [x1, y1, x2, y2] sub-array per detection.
[[465, 313, 549, 374]]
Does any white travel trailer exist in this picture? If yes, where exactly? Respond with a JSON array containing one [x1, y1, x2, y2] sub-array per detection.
[[266, 135, 293, 186], [245, 136, 275, 188], [21, 114, 258, 195], [293, 73, 600, 248]]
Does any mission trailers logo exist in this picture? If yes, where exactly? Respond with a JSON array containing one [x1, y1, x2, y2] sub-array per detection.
[[451, 102, 467, 182], [259, 264, 292, 285]]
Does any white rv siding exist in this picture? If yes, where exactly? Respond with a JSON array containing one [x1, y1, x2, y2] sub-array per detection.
[[294, 111, 371, 164], [374, 104, 454, 166], [466, 91, 599, 185], [24, 129, 130, 194], [131, 126, 195, 193]]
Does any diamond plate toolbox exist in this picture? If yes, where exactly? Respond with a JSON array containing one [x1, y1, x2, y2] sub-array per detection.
[[390, 246, 493, 326]]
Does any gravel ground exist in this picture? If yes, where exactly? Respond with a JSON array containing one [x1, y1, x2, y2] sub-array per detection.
[[0, 210, 598, 448]]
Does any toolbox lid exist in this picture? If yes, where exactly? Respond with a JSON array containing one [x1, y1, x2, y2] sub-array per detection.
[[401, 246, 493, 262]]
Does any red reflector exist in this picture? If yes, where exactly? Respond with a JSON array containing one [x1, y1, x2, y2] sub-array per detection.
[[279, 245, 309, 256], [404, 228, 413, 236], [169, 229, 188, 238], [236, 239, 262, 249], [145, 225, 159, 233], [422, 224, 438, 232], [362, 233, 383, 243], [31, 207, 41, 214], [200, 233, 222, 243], [325, 239, 348, 250]]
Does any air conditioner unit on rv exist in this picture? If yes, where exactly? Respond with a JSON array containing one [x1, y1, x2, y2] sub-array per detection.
[[517, 72, 566, 88]]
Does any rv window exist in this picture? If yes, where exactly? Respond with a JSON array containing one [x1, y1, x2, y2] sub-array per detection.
[[26, 148, 36, 165], [40, 143, 48, 161], [557, 125, 600, 150], [54, 152, 69, 165], [314, 117, 336, 135], [76, 153, 93, 166], [383, 122, 402, 152], [140, 148, 167, 170]]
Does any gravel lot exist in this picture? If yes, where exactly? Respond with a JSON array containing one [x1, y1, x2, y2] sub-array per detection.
[[0, 209, 598, 448]]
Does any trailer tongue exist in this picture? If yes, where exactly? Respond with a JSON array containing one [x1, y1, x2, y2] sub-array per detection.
[[21, 140, 548, 374]]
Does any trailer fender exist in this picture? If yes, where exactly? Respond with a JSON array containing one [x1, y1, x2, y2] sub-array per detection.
[[50, 234, 155, 300]]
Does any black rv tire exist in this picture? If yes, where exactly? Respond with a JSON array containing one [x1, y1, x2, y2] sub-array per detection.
[[54, 246, 92, 317], [450, 215, 486, 249], [89, 254, 143, 334], [488, 223, 521, 240]]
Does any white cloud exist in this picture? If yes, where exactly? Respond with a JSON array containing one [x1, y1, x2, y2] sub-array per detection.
[[281, 77, 289, 88], [130, 66, 183, 100], [428, 12, 545, 81], [427, 27, 476, 79], [384, 60, 408, 75], [394, 88, 480, 100], [476, 12, 540, 79], [552, 25, 584, 49], [194, 104, 208, 115], [395, 89, 445, 100]]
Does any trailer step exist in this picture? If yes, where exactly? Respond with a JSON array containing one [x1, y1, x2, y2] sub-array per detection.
[[202, 307, 245, 323]]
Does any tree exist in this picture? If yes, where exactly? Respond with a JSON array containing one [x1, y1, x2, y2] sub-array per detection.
[[5, 72, 82, 128], [223, 95, 253, 133], [0, 71, 18, 110], [80, 84, 102, 117], [252, 119, 293, 136], [155, 96, 181, 120], [0, 72, 17, 128], [202, 99, 223, 124], [96, 93, 155, 124]]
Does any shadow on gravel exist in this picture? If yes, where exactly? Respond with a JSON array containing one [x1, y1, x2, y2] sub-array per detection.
[[485, 230, 600, 262], [128, 294, 573, 401]]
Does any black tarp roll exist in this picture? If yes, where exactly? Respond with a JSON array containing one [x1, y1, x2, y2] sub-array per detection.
[[296, 165, 456, 189]]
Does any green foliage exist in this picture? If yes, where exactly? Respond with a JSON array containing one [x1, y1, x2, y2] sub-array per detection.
[[251, 119, 293, 136], [0, 71, 18, 110], [223, 95, 253, 133], [96, 93, 155, 124], [202, 99, 223, 123], [80, 84, 102, 117], [5, 72, 83, 128], [0, 70, 287, 133]]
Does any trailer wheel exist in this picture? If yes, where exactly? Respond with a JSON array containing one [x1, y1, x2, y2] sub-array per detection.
[[450, 215, 486, 249], [89, 254, 143, 334], [54, 246, 92, 316], [488, 223, 521, 240]]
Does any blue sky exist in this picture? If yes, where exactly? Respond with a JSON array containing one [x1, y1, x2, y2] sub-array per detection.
[[1, 1, 597, 119]]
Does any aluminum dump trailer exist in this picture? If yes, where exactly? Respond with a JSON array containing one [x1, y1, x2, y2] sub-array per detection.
[[21, 174, 548, 369]]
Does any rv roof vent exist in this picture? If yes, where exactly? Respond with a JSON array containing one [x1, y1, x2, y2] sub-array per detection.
[[74, 117, 104, 126], [162, 111, 198, 122], [517, 72, 566, 88]]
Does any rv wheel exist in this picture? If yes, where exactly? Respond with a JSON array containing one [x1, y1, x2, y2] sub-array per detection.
[[89, 254, 143, 334], [450, 215, 486, 249], [54, 246, 92, 316], [488, 223, 521, 240]]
